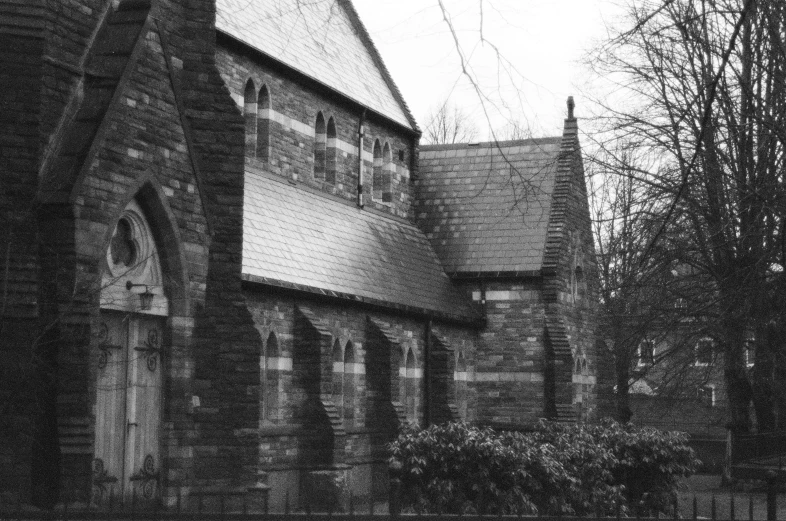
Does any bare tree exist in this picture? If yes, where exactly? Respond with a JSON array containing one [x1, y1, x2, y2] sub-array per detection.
[[589, 0, 786, 433], [492, 120, 532, 141], [422, 101, 479, 145], [589, 144, 722, 424]]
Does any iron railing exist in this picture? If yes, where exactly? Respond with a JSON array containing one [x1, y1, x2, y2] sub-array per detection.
[[0, 487, 782, 521]]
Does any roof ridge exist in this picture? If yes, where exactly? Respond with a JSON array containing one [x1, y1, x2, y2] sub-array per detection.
[[338, 0, 420, 134], [420, 136, 563, 151]]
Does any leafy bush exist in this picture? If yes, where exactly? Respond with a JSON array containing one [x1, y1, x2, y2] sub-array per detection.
[[387, 422, 568, 514], [526, 421, 626, 515], [388, 419, 699, 516]]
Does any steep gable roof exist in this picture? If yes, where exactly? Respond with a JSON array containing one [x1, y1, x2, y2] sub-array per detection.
[[242, 165, 478, 322], [415, 138, 563, 275], [216, 0, 417, 132]]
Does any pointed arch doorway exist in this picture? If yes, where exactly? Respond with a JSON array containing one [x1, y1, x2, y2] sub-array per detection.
[[94, 199, 168, 504]]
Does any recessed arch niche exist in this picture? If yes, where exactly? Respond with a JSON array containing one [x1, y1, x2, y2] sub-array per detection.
[[100, 199, 169, 316]]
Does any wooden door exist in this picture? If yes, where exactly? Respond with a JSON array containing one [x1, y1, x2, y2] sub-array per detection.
[[94, 312, 163, 504]]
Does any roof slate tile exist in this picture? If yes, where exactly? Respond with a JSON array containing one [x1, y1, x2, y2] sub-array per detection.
[[416, 138, 562, 274], [216, 0, 414, 130], [243, 168, 477, 320]]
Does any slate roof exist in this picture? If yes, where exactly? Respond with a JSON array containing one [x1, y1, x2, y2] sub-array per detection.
[[242, 166, 478, 321], [216, 0, 416, 132], [415, 138, 563, 275]]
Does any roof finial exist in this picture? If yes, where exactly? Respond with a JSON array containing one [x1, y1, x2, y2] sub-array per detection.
[[567, 96, 575, 120]]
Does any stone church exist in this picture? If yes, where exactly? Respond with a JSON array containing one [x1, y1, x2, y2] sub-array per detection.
[[0, 0, 599, 510]]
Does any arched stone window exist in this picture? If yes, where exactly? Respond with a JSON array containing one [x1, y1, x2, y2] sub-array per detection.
[[326, 116, 337, 184], [572, 354, 591, 421], [244, 79, 257, 158], [572, 266, 584, 301], [263, 332, 280, 422], [405, 348, 417, 422], [331, 339, 344, 415], [343, 341, 355, 425], [372, 139, 383, 201], [257, 85, 271, 161], [382, 142, 393, 203], [314, 112, 327, 180], [455, 351, 468, 419]]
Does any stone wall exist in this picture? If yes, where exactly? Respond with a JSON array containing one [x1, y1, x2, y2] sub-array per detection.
[[0, 0, 263, 506], [243, 286, 479, 509], [214, 41, 417, 219], [542, 114, 601, 422], [455, 280, 549, 426]]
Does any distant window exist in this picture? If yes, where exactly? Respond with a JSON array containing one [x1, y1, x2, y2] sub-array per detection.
[[744, 336, 755, 368], [326, 117, 337, 184], [244, 79, 257, 157], [257, 85, 271, 161], [698, 385, 715, 407], [695, 337, 713, 366], [314, 112, 326, 180], [398, 149, 405, 162], [637, 339, 655, 367], [674, 298, 687, 310]]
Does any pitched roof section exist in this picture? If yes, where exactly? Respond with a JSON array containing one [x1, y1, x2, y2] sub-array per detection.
[[216, 0, 417, 132], [415, 138, 563, 275], [242, 166, 478, 322]]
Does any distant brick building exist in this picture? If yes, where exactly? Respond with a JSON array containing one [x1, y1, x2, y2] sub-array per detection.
[[0, 0, 599, 510]]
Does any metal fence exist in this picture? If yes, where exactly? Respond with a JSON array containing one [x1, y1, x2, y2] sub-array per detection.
[[0, 487, 782, 521]]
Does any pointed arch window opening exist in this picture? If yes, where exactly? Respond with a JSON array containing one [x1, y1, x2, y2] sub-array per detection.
[[343, 341, 355, 426], [372, 140, 383, 202], [326, 117, 337, 184], [314, 113, 327, 180], [404, 348, 417, 422], [455, 351, 468, 420], [262, 332, 280, 423], [244, 79, 257, 159], [257, 85, 271, 162], [332, 339, 344, 416], [372, 141, 393, 203], [382, 142, 393, 203]]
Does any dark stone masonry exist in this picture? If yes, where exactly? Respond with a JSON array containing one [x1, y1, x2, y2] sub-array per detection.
[[0, 0, 600, 511]]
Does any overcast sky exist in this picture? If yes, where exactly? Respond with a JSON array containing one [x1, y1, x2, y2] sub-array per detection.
[[352, 0, 628, 139]]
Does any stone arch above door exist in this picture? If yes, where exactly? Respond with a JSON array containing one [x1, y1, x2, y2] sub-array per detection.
[[100, 199, 169, 316]]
